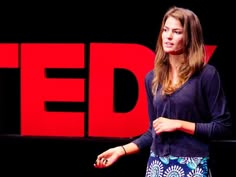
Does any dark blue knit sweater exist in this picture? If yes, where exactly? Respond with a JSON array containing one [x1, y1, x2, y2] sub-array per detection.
[[132, 64, 232, 157]]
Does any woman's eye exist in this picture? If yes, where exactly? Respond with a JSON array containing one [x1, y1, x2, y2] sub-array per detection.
[[174, 31, 181, 34], [163, 28, 168, 32]]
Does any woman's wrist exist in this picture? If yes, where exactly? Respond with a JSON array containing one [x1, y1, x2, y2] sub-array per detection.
[[120, 146, 127, 156]]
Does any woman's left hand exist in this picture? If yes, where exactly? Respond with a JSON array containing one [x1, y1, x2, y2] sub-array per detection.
[[153, 117, 180, 135]]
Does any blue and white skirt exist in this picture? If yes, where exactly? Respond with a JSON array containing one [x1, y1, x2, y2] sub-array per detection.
[[145, 151, 209, 177]]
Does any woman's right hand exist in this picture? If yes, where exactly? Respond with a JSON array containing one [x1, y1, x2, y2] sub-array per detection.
[[93, 146, 126, 168]]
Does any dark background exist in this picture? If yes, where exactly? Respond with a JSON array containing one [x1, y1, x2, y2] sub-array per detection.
[[0, 1, 235, 176]]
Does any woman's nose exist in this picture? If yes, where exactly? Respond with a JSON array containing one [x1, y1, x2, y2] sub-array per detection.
[[166, 31, 173, 38]]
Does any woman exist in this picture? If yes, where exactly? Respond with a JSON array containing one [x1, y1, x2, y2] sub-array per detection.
[[94, 6, 232, 177]]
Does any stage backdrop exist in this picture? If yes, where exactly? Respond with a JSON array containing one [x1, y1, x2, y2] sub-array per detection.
[[0, 1, 234, 177]]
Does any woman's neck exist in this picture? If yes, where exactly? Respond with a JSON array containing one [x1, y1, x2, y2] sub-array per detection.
[[169, 55, 183, 70], [168, 54, 184, 86]]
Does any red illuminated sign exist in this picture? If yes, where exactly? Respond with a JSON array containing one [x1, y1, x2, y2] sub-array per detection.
[[0, 43, 217, 138]]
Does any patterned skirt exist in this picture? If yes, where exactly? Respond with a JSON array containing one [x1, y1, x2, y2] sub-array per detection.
[[145, 151, 209, 177]]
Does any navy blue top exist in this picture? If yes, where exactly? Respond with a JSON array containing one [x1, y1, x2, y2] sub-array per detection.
[[132, 64, 232, 157]]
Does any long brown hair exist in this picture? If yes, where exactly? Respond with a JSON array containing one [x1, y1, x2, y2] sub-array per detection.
[[152, 6, 206, 95]]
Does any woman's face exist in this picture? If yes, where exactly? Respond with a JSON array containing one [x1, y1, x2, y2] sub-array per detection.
[[162, 16, 184, 55]]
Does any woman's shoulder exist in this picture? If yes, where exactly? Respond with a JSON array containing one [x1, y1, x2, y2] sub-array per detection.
[[199, 64, 221, 84], [145, 70, 154, 80], [201, 64, 218, 76]]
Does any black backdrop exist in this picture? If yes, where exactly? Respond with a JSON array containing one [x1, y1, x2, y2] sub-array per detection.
[[0, 1, 235, 176]]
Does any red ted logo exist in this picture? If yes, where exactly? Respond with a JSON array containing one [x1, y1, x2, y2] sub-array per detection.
[[0, 43, 217, 138]]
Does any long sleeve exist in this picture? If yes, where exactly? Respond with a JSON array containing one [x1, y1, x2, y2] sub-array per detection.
[[195, 65, 232, 139], [132, 71, 155, 149]]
